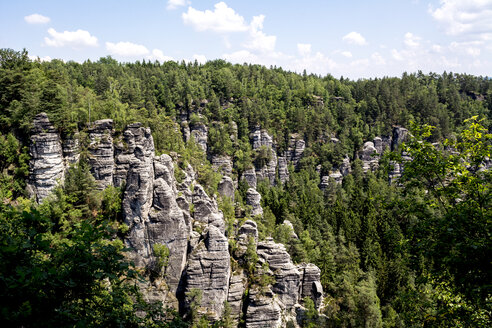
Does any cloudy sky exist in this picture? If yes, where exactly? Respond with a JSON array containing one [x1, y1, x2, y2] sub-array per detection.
[[1, 0, 491, 79]]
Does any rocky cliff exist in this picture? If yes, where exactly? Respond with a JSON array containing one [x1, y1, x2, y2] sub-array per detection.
[[27, 114, 324, 327]]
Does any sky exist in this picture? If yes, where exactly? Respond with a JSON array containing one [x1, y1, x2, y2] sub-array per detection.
[[1, 0, 491, 79]]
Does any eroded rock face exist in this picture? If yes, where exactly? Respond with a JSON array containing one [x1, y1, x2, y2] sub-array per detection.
[[257, 238, 301, 309], [251, 128, 277, 185], [184, 225, 231, 320], [88, 119, 114, 189], [190, 122, 208, 152], [193, 184, 225, 233], [62, 132, 80, 170], [245, 287, 282, 328], [212, 155, 233, 177], [297, 263, 323, 308], [120, 124, 156, 267], [246, 188, 263, 217], [360, 141, 379, 172], [148, 154, 190, 293], [227, 270, 247, 324], [392, 126, 409, 151], [242, 168, 257, 189], [277, 156, 289, 184], [27, 113, 65, 202], [218, 175, 235, 201]]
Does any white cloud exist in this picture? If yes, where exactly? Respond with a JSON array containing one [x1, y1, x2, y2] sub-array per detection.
[[182, 2, 248, 33], [243, 15, 276, 52], [25, 13, 50, 24], [28, 55, 52, 62], [192, 54, 207, 64], [106, 41, 149, 57], [450, 41, 482, 57], [146, 49, 174, 62], [297, 43, 312, 56], [342, 31, 367, 45], [429, 0, 492, 40], [404, 32, 421, 47], [340, 51, 352, 58], [44, 28, 98, 47], [371, 52, 385, 65], [391, 49, 404, 61], [167, 0, 188, 10]]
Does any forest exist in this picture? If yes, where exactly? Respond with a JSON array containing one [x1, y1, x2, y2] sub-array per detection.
[[0, 48, 491, 327]]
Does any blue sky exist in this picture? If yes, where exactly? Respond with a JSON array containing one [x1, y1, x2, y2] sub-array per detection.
[[1, 0, 491, 78]]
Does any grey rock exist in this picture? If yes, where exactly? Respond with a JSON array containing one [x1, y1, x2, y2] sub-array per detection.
[[329, 170, 343, 184], [277, 156, 289, 184], [242, 168, 257, 189], [360, 141, 379, 172], [88, 119, 114, 189], [212, 155, 233, 177], [27, 113, 65, 202], [121, 124, 156, 267], [184, 225, 231, 320], [392, 126, 409, 151], [246, 188, 263, 217], [251, 128, 277, 185], [257, 238, 301, 309], [218, 175, 235, 201], [181, 121, 190, 143], [62, 132, 80, 169], [148, 154, 189, 293], [190, 122, 208, 152], [245, 287, 282, 328], [297, 263, 323, 308], [340, 155, 352, 176], [193, 184, 225, 233], [227, 270, 247, 324]]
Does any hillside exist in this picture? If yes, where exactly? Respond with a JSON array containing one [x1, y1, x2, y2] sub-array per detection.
[[0, 48, 491, 327]]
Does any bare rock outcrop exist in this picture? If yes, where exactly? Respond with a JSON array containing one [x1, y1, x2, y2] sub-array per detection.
[[27, 113, 65, 202], [192, 184, 226, 233], [218, 175, 235, 201], [242, 167, 257, 189], [251, 128, 277, 185], [190, 122, 208, 153], [88, 119, 114, 189], [246, 188, 263, 217], [212, 155, 233, 177], [257, 238, 301, 309], [120, 124, 156, 267], [297, 263, 323, 308], [184, 225, 231, 320], [245, 287, 282, 328]]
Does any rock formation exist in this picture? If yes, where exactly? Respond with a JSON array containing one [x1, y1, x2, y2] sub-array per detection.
[[27, 113, 65, 202], [88, 119, 114, 189]]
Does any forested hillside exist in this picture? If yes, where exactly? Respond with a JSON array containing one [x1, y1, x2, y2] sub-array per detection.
[[0, 48, 490, 327]]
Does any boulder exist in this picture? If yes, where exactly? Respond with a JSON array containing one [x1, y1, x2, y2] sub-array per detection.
[[246, 188, 263, 217]]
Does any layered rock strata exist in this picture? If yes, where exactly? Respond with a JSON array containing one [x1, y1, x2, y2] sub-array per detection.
[[27, 113, 65, 202]]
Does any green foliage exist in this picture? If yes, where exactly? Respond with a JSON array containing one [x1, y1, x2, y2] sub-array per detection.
[[152, 243, 170, 277]]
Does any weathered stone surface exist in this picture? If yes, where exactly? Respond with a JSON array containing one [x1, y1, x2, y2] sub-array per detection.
[[27, 113, 64, 202], [148, 154, 189, 293], [251, 127, 277, 185], [329, 170, 343, 184], [184, 225, 231, 320], [62, 132, 80, 169], [284, 136, 305, 168], [235, 219, 258, 258], [211, 155, 233, 177], [120, 124, 156, 267], [193, 184, 225, 233], [257, 238, 301, 309], [227, 270, 247, 324], [218, 175, 235, 201], [114, 123, 154, 188], [297, 263, 323, 308], [277, 156, 289, 184], [340, 155, 352, 177], [245, 287, 282, 328], [180, 121, 190, 143], [242, 167, 257, 189], [360, 141, 379, 172], [88, 119, 114, 189], [392, 126, 409, 151], [190, 122, 208, 152], [246, 188, 263, 217]]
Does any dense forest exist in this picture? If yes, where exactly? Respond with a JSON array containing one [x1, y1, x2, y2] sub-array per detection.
[[0, 48, 491, 327]]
